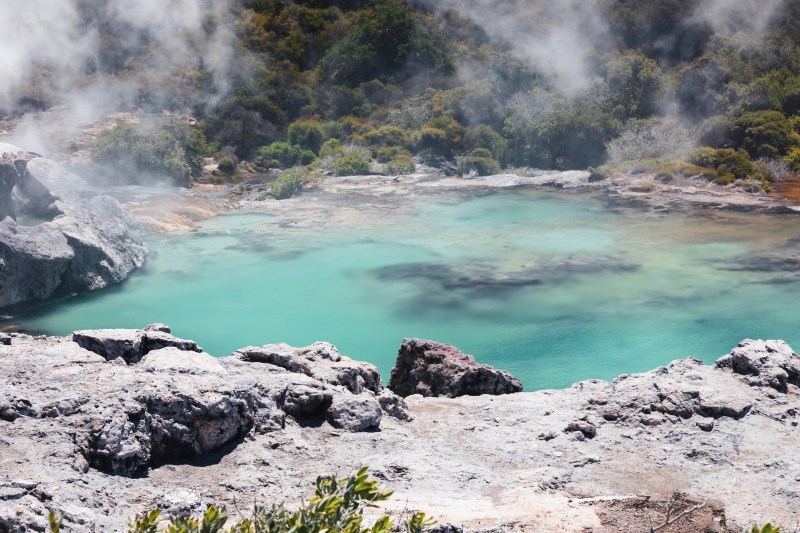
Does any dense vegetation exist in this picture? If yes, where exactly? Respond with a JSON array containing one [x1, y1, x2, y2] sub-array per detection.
[[24, 0, 800, 186]]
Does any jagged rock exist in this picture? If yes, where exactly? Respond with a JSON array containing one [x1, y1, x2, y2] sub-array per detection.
[[280, 383, 333, 417], [0, 333, 10, 345], [564, 420, 597, 439], [143, 330, 202, 353], [234, 342, 382, 394], [715, 339, 800, 392], [327, 394, 382, 432], [72, 327, 202, 365], [388, 338, 523, 398], [144, 323, 172, 333], [0, 143, 146, 308], [378, 390, 413, 421], [73, 329, 145, 364]]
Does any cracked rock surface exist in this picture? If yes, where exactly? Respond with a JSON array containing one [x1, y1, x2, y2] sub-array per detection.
[[1, 331, 799, 531]]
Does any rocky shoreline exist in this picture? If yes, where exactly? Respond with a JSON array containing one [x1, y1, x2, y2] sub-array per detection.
[[1, 328, 799, 531], [0, 143, 146, 308]]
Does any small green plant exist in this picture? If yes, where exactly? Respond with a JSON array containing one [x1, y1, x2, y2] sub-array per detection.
[[49, 468, 434, 533], [269, 167, 315, 199], [47, 512, 62, 533], [384, 155, 415, 175], [328, 145, 372, 176], [752, 524, 780, 533], [456, 148, 501, 176]]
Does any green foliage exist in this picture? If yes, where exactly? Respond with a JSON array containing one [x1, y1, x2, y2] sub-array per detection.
[[44, 468, 434, 533], [93, 120, 208, 184], [731, 110, 798, 158], [287, 120, 325, 153], [752, 524, 781, 533], [328, 145, 373, 176], [269, 167, 315, 199], [257, 142, 315, 169], [216, 155, 238, 175], [364, 126, 411, 149], [47, 512, 63, 533], [456, 149, 501, 176], [384, 154, 415, 175]]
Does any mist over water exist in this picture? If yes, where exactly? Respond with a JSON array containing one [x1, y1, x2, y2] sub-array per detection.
[[9, 190, 800, 390]]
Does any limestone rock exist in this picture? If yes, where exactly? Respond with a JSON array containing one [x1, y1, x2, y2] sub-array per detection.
[[234, 341, 382, 394], [715, 339, 800, 392], [72, 327, 202, 365], [388, 338, 523, 398], [0, 143, 146, 308], [378, 390, 413, 421], [73, 329, 145, 364], [327, 394, 382, 432], [280, 383, 333, 417]]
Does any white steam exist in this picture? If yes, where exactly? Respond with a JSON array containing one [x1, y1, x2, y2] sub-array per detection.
[[429, 0, 608, 94], [692, 0, 786, 37], [0, 0, 234, 115]]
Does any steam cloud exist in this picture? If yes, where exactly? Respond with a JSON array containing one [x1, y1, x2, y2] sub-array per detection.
[[0, 0, 234, 154], [424, 0, 786, 96]]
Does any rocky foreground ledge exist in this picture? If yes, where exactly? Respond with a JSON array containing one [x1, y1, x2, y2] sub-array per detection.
[[1, 329, 800, 531]]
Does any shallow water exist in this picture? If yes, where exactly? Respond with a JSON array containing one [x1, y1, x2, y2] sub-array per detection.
[[8, 189, 800, 389]]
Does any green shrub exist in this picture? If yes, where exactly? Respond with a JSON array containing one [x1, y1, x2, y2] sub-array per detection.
[[328, 145, 372, 176], [364, 125, 411, 149], [216, 155, 238, 175], [456, 149, 501, 176], [375, 146, 412, 163], [287, 120, 325, 153], [269, 167, 315, 199], [731, 110, 797, 158], [258, 142, 302, 169], [93, 120, 208, 184], [384, 155, 415, 175], [464, 125, 508, 164], [752, 524, 781, 533], [49, 468, 434, 533], [320, 138, 344, 158], [416, 127, 449, 156]]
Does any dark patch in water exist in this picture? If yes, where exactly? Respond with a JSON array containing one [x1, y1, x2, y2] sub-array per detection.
[[225, 241, 274, 254], [371, 256, 639, 317], [721, 255, 800, 273]]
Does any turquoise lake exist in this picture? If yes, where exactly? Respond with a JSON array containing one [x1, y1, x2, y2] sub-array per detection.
[[7, 189, 800, 390]]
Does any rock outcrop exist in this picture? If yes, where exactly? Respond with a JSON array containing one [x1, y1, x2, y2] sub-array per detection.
[[2, 333, 800, 531], [388, 338, 523, 397], [0, 143, 146, 308], [1, 327, 409, 482]]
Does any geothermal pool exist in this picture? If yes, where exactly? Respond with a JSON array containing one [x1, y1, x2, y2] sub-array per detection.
[[8, 189, 800, 389]]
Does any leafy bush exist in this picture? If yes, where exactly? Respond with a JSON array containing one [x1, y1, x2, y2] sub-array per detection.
[[456, 148, 501, 176], [269, 167, 315, 200], [731, 110, 797, 158], [49, 468, 434, 533], [327, 145, 373, 176], [93, 120, 208, 184], [216, 155, 238, 175], [364, 126, 411, 149], [375, 146, 412, 163], [287, 120, 325, 153], [384, 155, 415, 175], [257, 142, 315, 169]]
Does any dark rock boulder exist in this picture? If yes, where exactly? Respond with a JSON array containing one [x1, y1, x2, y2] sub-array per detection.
[[388, 338, 523, 398]]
